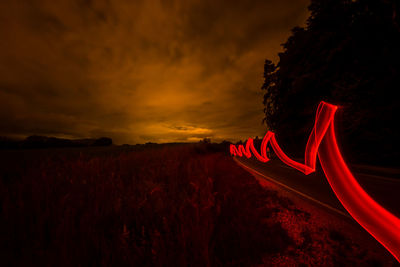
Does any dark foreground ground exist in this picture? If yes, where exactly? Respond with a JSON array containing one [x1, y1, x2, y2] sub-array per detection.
[[0, 144, 397, 266]]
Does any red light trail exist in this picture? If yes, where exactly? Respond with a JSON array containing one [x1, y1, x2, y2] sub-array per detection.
[[230, 101, 400, 262]]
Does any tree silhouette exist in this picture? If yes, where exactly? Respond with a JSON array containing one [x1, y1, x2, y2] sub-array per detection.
[[262, 0, 400, 166]]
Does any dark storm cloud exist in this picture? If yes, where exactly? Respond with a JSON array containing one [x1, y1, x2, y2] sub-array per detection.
[[0, 0, 309, 144]]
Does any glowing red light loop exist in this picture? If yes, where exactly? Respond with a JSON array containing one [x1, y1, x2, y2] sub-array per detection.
[[230, 101, 400, 262]]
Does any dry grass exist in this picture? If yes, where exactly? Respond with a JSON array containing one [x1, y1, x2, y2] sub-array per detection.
[[0, 144, 394, 266]]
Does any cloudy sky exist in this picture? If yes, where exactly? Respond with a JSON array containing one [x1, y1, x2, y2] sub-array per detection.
[[0, 0, 309, 144]]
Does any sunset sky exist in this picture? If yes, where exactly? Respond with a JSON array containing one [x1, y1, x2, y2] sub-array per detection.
[[0, 0, 309, 144]]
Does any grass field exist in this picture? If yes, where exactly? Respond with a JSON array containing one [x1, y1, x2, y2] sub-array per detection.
[[0, 143, 395, 266]]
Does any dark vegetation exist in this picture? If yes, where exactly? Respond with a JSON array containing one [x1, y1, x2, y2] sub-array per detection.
[[0, 144, 393, 266], [0, 135, 112, 149], [262, 0, 400, 166], [0, 143, 287, 266]]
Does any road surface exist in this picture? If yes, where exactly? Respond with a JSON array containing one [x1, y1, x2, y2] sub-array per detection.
[[234, 156, 400, 218]]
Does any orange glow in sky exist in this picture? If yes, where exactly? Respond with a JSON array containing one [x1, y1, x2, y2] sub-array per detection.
[[0, 0, 309, 144]]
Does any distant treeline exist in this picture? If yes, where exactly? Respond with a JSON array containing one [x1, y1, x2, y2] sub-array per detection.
[[262, 0, 400, 166], [0, 135, 112, 149]]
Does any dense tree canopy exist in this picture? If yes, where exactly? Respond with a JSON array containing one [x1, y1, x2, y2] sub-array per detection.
[[262, 0, 400, 166]]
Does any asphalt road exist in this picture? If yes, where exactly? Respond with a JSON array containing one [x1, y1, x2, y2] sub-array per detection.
[[234, 156, 400, 218]]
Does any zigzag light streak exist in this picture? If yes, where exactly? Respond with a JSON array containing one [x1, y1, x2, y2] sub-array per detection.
[[230, 101, 400, 262]]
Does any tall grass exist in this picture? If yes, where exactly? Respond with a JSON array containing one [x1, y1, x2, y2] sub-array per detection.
[[0, 144, 290, 266], [0, 144, 394, 266]]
